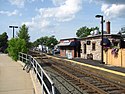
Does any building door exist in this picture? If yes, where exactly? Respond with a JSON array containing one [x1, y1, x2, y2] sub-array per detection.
[[84, 44, 86, 54], [66, 50, 69, 57]]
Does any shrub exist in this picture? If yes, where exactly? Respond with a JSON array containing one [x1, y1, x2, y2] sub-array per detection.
[[7, 38, 28, 61]]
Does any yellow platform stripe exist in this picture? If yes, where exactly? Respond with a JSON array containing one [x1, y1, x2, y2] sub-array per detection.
[[66, 59, 125, 77], [48, 55, 125, 77]]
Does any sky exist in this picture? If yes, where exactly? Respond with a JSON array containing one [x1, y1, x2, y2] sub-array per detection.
[[0, 0, 125, 41]]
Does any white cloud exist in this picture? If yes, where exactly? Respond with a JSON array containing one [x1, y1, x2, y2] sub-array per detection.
[[8, 0, 25, 8], [38, 0, 82, 21], [92, 0, 125, 4], [8, 0, 39, 8], [51, 0, 66, 6], [27, 0, 38, 3], [23, 0, 82, 30], [101, 4, 125, 19], [0, 10, 19, 16], [92, 0, 125, 19]]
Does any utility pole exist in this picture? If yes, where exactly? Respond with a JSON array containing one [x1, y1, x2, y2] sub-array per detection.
[[9, 26, 18, 38]]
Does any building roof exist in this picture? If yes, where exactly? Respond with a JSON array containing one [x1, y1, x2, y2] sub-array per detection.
[[60, 37, 78, 41], [80, 34, 121, 40]]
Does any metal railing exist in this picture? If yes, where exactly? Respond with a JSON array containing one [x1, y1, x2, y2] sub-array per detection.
[[19, 52, 55, 94]]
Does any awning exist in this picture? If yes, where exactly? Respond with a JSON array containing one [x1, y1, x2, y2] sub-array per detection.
[[57, 42, 71, 46], [100, 38, 111, 47], [57, 41, 79, 47]]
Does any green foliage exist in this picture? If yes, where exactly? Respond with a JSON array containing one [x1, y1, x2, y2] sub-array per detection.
[[33, 36, 58, 48], [18, 24, 30, 48], [7, 24, 30, 61], [0, 32, 8, 52], [28, 42, 34, 48], [46, 36, 58, 48], [7, 38, 27, 61], [76, 26, 99, 38]]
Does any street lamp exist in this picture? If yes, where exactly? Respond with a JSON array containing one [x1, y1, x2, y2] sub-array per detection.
[[9, 25, 18, 38], [95, 15, 104, 64]]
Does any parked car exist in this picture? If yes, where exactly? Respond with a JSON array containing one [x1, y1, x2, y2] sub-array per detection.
[[54, 49, 60, 54]]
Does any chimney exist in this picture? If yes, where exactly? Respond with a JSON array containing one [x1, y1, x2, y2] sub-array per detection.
[[106, 21, 110, 34]]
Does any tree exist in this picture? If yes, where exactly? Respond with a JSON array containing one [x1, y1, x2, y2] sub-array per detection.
[[33, 36, 48, 47], [76, 26, 99, 38], [18, 24, 30, 48], [7, 38, 27, 61], [33, 36, 58, 49], [46, 36, 58, 49], [0, 32, 8, 52], [7, 24, 30, 61]]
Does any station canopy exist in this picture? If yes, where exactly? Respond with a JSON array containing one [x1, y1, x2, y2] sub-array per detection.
[[57, 41, 78, 47]]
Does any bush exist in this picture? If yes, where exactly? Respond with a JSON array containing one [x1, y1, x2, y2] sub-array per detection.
[[4, 49, 8, 53], [7, 38, 28, 61]]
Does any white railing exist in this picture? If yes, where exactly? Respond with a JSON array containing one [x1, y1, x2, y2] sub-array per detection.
[[19, 52, 55, 94]]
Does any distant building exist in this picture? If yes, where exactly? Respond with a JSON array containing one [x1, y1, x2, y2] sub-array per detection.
[[57, 38, 81, 59]]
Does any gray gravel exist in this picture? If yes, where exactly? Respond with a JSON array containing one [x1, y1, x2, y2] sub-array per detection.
[[45, 66, 87, 94], [37, 58, 87, 94]]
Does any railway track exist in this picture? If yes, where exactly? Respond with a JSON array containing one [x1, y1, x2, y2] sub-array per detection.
[[40, 62, 85, 94], [49, 59, 125, 94], [29, 51, 125, 94], [35, 56, 86, 94]]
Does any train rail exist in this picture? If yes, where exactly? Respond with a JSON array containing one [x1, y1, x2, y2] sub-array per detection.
[[29, 51, 125, 94]]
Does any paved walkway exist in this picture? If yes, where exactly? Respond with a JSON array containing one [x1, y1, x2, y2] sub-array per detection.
[[0, 54, 34, 94]]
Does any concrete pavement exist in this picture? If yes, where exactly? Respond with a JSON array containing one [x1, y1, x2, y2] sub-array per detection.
[[0, 54, 34, 94]]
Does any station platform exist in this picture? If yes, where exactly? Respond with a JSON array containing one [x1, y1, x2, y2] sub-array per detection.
[[0, 54, 34, 94], [72, 58, 125, 73], [53, 55, 125, 77]]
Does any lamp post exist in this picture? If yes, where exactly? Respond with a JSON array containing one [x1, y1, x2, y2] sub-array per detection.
[[9, 25, 18, 38], [95, 15, 104, 64]]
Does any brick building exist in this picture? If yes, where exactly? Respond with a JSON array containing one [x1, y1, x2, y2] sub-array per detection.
[[57, 38, 81, 58], [80, 34, 123, 61]]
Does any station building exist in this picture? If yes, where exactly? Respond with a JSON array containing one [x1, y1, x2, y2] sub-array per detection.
[[80, 34, 124, 61], [80, 21, 125, 61], [57, 38, 81, 59]]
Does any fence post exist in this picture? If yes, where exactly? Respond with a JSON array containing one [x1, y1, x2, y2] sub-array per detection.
[[52, 83, 55, 94], [26, 54, 27, 64], [41, 70, 44, 94], [36, 63, 38, 80], [20, 53, 22, 62], [28, 55, 32, 64], [20, 53, 21, 61], [22, 53, 24, 62], [18, 53, 19, 61]]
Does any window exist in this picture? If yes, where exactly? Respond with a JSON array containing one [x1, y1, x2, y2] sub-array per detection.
[[92, 43, 96, 51], [84, 44, 86, 54], [86, 40, 91, 45]]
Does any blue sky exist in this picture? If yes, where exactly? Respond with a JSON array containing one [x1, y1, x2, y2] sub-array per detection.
[[0, 0, 125, 41]]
